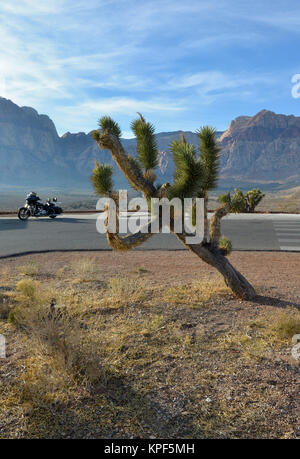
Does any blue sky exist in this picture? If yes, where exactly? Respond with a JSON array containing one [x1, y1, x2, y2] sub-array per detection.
[[1, 0, 300, 137]]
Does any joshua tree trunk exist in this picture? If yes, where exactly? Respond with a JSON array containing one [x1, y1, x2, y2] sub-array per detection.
[[104, 204, 256, 300], [172, 197, 256, 300], [203, 191, 208, 243], [173, 231, 256, 299]]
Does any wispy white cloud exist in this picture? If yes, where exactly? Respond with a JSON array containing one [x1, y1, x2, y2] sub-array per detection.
[[0, 0, 65, 15], [165, 71, 275, 105], [77, 97, 184, 114], [54, 97, 184, 134], [0, 0, 298, 135]]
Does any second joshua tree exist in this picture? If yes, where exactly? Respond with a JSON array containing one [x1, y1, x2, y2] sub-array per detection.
[[91, 114, 256, 300]]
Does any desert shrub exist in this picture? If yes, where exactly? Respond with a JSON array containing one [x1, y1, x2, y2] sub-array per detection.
[[16, 279, 38, 299], [11, 301, 104, 387], [270, 311, 300, 340]]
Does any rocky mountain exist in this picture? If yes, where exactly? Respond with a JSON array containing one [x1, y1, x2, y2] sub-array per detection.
[[219, 109, 300, 185], [0, 97, 81, 187], [0, 97, 300, 191]]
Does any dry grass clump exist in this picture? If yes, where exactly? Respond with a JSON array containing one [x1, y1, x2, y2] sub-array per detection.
[[0, 294, 11, 320], [19, 305, 104, 388], [108, 277, 143, 296], [15, 279, 38, 299], [268, 310, 300, 340], [70, 257, 96, 277], [164, 278, 231, 307], [134, 265, 150, 274], [4, 284, 106, 429], [55, 265, 69, 279], [0, 266, 12, 284], [104, 277, 146, 308], [18, 261, 41, 277], [217, 308, 300, 361], [216, 330, 268, 361]]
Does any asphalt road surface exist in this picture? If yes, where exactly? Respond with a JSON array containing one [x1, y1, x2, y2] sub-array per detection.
[[0, 213, 300, 258]]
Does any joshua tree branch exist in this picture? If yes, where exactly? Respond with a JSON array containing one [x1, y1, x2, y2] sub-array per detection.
[[104, 194, 160, 251], [106, 216, 162, 251], [94, 132, 156, 197], [107, 225, 153, 251], [209, 194, 231, 246]]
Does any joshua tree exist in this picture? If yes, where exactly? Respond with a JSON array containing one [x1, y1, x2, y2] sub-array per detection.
[[91, 114, 256, 300], [219, 188, 265, 213]]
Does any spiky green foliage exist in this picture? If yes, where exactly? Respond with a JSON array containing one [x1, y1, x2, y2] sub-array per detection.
[[127, 154, 144, 190], [168, 140, 203, 199], [218, 188, 265, 213], [218, 192, 230, 205], [98, 116, 122, 139], [91, 130, 100, 141], [131, 115, 158, 172], [91, 161, 114, 195], [196, 126, 220, 195], [245, 189, 265, 212], [230, 189, 246, 213], [218, 235, 232, 255]]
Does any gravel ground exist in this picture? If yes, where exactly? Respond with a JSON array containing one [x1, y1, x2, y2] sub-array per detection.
[[0, 250, 299, 438]]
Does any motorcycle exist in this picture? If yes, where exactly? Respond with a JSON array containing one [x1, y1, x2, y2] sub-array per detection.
[[18, 193, 63, 221]]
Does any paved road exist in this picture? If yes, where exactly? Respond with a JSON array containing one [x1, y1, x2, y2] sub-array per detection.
[[0, 213, 300, 258]]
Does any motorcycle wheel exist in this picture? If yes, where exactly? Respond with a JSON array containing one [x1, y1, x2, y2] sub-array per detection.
[[18, 207, 30, 221]]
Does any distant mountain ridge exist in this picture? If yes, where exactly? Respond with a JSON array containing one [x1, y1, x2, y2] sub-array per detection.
[[0, 97, 300, 191], [219, 109, 300, 183]]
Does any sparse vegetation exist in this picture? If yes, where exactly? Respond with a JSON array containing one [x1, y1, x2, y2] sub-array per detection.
[[108, 276, 142, 296], [0, 253, 299, 439], [164, 279, 231, 307], [70, 257, 96, 278], [18, 261, 41, 277]]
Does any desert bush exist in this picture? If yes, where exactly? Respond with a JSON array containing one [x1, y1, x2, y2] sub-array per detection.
[[270, 311, 300, 340], [11, 301, 104, 388], [16, 279, 38, 299]]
